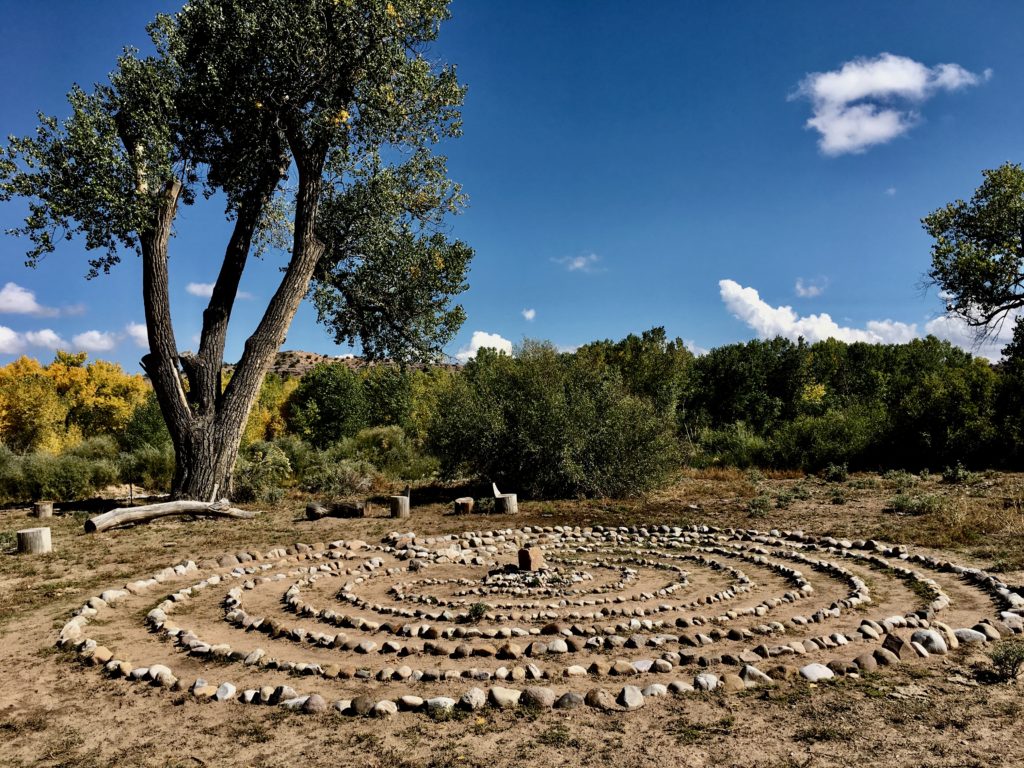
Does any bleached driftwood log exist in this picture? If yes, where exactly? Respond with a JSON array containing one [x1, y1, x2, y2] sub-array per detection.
[[85, 499, 256, 533], [18, 527, 52, 554]]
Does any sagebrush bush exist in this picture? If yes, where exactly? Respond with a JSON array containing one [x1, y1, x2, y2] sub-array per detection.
[[299, 457, 383, 497], [990, 639, 1024, 681], [233, 442, 292, 503], [888, 493, 945, 515], [353, 426, 438, 480]]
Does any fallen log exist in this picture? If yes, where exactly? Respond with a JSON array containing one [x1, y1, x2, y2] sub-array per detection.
[[306, 501, 366, 520], [85, 499, 257, 534]]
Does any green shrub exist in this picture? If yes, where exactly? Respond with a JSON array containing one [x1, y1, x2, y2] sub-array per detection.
[[942, 462, 978, 485], [299, 453, 383, 497], [823, 463, 848, 483], [12, 452, 118, 502], [119, 391, 172, 452], [775, 490, 794, 509], [233, 441, 292, 503], [888, 493, 945, 515], [692, 422, 768, 469], [747, 494, 771, 517], [353, 426, 438, 480], [830, 488, 847, 505], [767, 406, 883, 472], [429, 343, 678, 498], [119, 443, 175, 492], [990, 639, 1024, 681]]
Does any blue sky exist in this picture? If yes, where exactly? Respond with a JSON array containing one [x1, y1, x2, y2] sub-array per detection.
[[1, 1, 1022, 371]]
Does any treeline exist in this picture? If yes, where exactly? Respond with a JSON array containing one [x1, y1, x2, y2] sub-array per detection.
[[0, 327, 1020, 503]]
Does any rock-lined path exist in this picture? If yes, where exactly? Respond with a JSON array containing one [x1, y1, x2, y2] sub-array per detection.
[[58, 524, 1024, 717]]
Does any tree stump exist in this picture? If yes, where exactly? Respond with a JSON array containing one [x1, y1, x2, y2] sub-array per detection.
[[390, 496, 410, 519], [17, 527, 52, 554], [33, 501, 54, 519], [453, 497, 474, 514], [495, 494, 518, 514]]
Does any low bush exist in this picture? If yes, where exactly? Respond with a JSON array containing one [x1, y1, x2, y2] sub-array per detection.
[[990, 639, 1024, 681], [233, 442, 292, 503], [888, 493, 945, 516], [691, 422, 768, 470]]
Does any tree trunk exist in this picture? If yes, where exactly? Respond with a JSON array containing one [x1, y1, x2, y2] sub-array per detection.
[[171, 419, 244, 501]]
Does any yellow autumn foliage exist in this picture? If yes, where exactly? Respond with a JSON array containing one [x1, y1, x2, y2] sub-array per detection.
[[0, 353, 149, 453]]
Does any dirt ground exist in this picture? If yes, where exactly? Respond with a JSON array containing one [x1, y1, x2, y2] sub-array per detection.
[[1, 468, 1023, 768]]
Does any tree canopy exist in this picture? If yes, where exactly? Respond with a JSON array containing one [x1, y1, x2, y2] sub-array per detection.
[[925, 162, 1024, 333], [0, 0, 472, 499]]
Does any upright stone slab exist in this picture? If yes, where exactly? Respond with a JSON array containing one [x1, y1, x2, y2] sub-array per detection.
[[518, 547, 543, 571]]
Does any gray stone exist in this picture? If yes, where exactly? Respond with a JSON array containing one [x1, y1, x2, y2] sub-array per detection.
[[520, 687, 556, 709], [214, 682, 237, 701], [911, 629, 948, 655], [459, 687, 487, 711], [554, 691, 584, 709], [694, 672, 719, 691], [641, 683, 668, 697], [616, 685, 645, 710], [372, 700, 399, 717], [799, 663, 834, 682], [425, 696, 456, 714], [302, 694, 327, 713], [488, 686, 521, 708], [954, 628, 988, 645], [584, 688, 617, 711]]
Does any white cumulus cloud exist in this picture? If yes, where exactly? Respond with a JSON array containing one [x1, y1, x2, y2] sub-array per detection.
[[24, 329, 66, 349], [795, 277, 827, 298], [0, 326, 25, 354], [792, 53, 990, 155], [0, 282, 59, 317], [720, 279, 917, 344], [455, 331, 513, 363], [522, 308, 536, 321], [125, 322, 149, 349], [72, 330, 117, 353]]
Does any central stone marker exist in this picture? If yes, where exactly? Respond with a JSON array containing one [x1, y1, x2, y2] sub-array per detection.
[[518, 546, 544, 571]]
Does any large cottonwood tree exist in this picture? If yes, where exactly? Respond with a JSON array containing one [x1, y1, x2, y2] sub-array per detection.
[[0, 0, 471, 499]]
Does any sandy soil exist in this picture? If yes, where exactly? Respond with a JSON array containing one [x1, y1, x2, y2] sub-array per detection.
[[1, 469, 1022, 768]]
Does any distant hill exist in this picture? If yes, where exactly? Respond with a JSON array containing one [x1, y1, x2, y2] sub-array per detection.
[[223, 350, 459, 378]]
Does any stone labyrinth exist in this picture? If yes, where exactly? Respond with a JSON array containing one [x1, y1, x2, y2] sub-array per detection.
[[58, 524, 1024, 717]]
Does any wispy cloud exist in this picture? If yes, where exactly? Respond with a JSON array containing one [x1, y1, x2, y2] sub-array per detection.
[[885, 187, 897, 197], [522, 308, 536, 321], [455, 330, 513, 363], [792, 53, 990, 155], [553, 253, 602, 273], [0, 326, 25, 354], [795, 277, 828, 298]]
